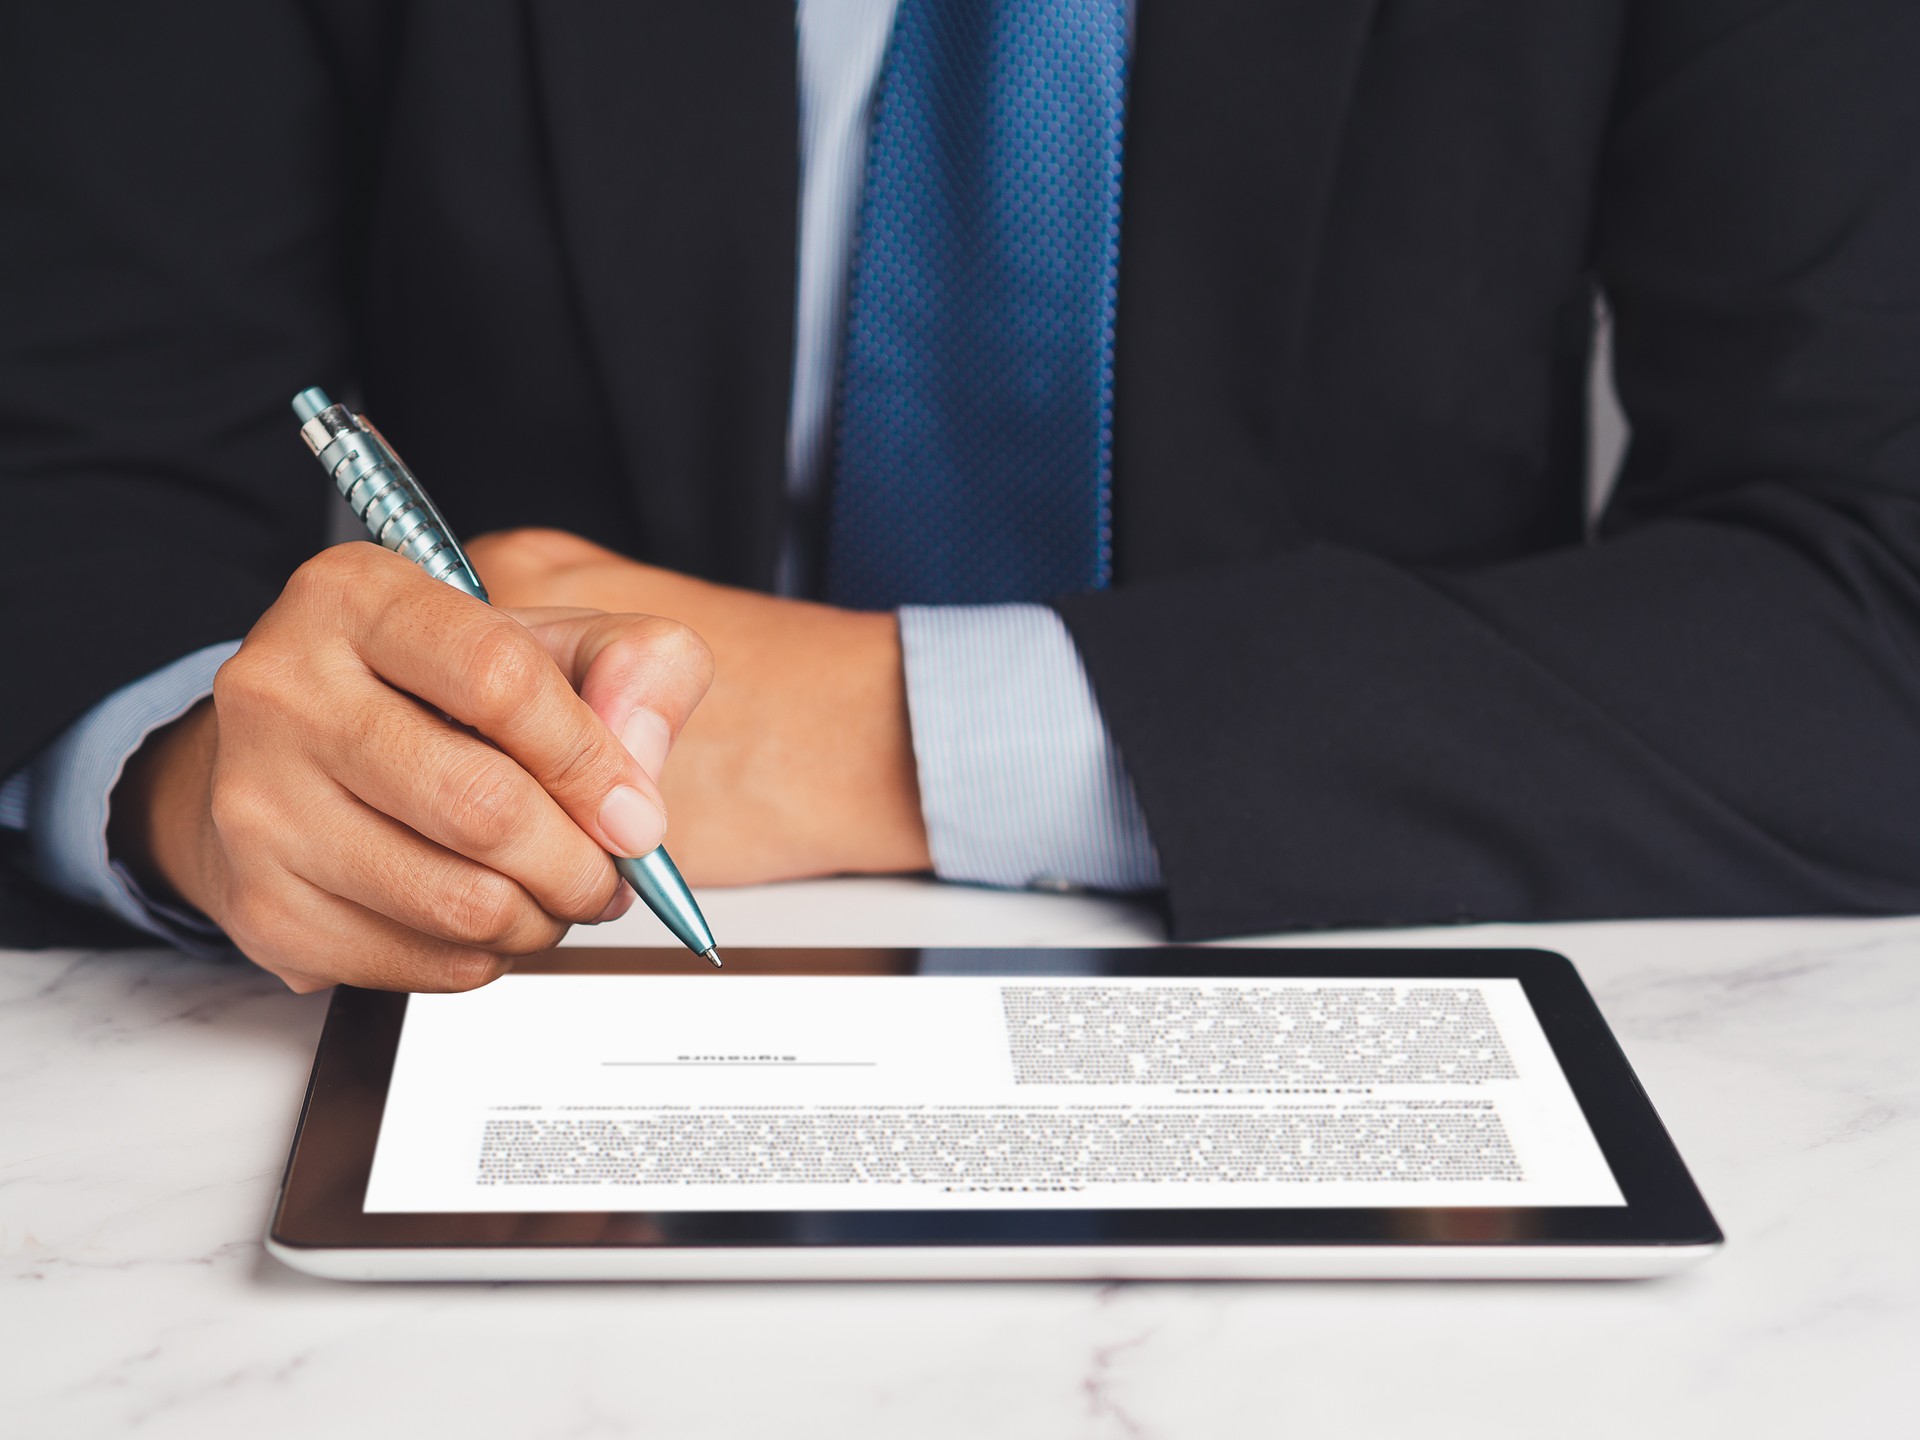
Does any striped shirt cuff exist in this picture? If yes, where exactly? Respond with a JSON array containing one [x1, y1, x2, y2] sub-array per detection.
[[897, 603, 1161, 892], [7, 641, 241, 953]]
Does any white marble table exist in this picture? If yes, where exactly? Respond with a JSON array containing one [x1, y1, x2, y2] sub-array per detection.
[[4, 878, 1916, 1439]]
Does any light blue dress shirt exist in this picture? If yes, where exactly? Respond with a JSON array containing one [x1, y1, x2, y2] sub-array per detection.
[[0, 0, 1159, 945]]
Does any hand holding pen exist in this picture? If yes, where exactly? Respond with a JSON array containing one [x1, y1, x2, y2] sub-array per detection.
[[104, 393, 719, 994], [292, 388, 720, 967]]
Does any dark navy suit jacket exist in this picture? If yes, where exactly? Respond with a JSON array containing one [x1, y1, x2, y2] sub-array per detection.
[[5, 1, 1919, 942]]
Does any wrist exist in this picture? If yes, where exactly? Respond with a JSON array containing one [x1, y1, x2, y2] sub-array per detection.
[[826, 610, 932, 876], [109, 699, 222, 918]]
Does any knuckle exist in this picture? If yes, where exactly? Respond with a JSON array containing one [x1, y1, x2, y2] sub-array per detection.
[[357, 939, 508, 995], [442, 867, 529, 949], [520, 924, 569, 956], [213, 643, 327, 731], [278, 552, 330, 605], [207, 774, 274, 844], [210, 649, 280, 716], [482, 525, 569, 556], [506, 915, 570, 956], [429, 950, 514, 994], [436, 754, 521, 856], [542, 726, 620, 802], [652, 619, 714, 688], [479, 527, 599, 568], [466, 529, 573, 602], [459, 624, 545, 726], [286, 540, 381, 603], [547, 853, 619, 924], [222, 887, 285, 956]]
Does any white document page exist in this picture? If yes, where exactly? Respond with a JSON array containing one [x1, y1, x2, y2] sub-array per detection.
[[364, 976, 1624, 1213]]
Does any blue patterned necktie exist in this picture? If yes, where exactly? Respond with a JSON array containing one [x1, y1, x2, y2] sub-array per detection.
[[825, 0, 1130, 609]]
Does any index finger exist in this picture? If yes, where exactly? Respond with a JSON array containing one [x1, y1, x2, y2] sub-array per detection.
[[344, 559, 668, 861]]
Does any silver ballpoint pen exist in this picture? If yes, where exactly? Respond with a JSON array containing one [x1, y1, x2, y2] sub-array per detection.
[[290, 386, 722, 968]]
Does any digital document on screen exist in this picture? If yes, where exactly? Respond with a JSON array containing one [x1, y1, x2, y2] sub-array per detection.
[[362, 974, 1626, 1213]]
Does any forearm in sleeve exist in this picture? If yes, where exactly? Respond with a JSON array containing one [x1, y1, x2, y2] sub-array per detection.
[[3, 644, 239, 953], [898, 604, 1161, 892], [1059, 0, 1920, 939]]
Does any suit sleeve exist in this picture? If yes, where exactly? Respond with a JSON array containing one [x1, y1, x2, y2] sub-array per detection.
[[1056, 0, 1920, 939], [0, 0, 349, 781]]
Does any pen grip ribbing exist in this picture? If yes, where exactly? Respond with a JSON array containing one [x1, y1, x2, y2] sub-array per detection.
[[314, 425, 489, 602], [289, 385, 719, 967]]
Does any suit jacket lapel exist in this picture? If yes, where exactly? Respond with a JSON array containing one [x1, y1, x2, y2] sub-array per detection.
[[525, 2, 798, 587], [1113, 0, 1379, 580]]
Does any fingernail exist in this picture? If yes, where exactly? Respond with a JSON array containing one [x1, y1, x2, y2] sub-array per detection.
[[599, 785, 666, 858], [620, 708, 673, 781], [594, 884, 635, 924]]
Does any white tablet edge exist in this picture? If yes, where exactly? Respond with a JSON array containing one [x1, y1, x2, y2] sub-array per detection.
[[266, 1236, 1721, 1283]]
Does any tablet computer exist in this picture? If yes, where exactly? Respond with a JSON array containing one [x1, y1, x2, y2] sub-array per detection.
[[267, 947, 1721, 1281]]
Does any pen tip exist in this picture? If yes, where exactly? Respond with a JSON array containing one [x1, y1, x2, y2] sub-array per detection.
[[703, 948, 722, 969]]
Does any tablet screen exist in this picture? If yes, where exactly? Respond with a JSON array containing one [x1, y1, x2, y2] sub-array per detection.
[[363, 972, 1624, 1214]]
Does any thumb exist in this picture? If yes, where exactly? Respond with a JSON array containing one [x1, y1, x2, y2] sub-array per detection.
[[506, 606, 715, 784]]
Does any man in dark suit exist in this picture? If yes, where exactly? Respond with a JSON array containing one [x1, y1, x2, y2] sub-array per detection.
[[4, 1, 1919, 990]]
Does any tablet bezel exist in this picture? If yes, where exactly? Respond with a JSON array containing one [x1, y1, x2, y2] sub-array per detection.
[[269, 947, 1722, 1255]]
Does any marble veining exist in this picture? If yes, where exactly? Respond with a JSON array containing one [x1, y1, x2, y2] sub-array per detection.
[[5, 878, 1917, 1438]]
